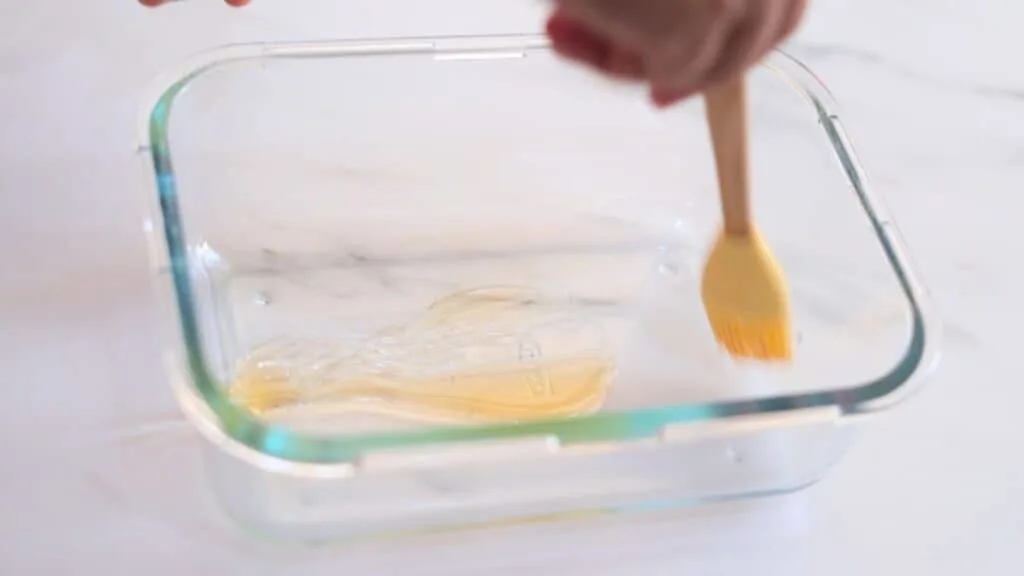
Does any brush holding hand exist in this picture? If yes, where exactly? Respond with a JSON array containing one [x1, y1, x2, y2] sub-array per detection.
[[545, 0, 807, 105]]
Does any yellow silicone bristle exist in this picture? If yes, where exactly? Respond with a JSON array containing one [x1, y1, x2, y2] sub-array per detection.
[[701, 230, 792, 362], [707, 319, 792, 360]]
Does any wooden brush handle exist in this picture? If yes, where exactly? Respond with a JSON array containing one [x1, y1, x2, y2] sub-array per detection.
[[705, 76, 751, 236]]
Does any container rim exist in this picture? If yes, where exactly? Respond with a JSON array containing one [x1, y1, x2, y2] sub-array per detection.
[[139, 34, 940, 468]]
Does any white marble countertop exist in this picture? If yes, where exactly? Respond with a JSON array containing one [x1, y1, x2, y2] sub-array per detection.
[[2, 1, 1021, 574]]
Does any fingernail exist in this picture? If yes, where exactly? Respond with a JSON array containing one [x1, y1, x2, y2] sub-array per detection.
[[650, 86, 696, 108], [604, 47, 645, 80], [546, 15, 609, 69]]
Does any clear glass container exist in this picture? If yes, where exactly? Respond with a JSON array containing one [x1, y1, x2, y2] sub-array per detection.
[[138, 35, 939, 541]]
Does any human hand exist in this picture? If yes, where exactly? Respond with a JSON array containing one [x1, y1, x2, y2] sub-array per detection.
[[546, 0, 807, 106], [139, 0, 250, 6]]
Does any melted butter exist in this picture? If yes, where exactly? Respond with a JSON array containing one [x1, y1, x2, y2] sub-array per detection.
[[227, 286, 614, 424]]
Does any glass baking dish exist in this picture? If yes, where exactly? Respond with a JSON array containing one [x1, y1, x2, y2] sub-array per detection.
[[139, 35, 939, 540]]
